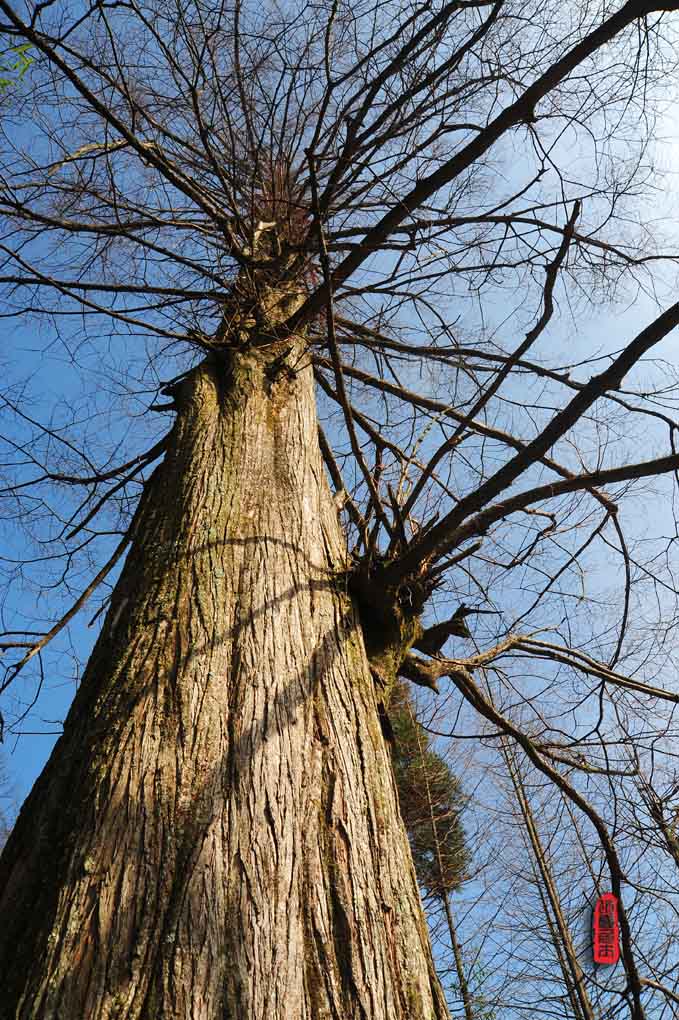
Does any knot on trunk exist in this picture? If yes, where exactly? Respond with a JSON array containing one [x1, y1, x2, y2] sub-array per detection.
[[346, 553, 428, 693]]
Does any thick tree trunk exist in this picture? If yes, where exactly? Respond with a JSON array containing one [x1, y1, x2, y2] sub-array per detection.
[[0, 343, 448, 1019]]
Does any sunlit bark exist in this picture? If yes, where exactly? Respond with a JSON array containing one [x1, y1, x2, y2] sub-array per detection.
[[0, 342, 447, 1019]]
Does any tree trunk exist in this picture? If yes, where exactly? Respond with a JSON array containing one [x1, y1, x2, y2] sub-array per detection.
[[0, 342, 449, 1019]]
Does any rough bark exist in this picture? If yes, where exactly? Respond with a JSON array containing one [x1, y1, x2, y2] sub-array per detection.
[[0, 339, 449, 1018]]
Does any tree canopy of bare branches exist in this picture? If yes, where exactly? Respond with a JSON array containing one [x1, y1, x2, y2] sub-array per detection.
[[3, 0, 679, 1017]]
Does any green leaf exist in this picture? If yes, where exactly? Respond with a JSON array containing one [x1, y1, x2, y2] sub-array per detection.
[[0, 43, 33, 92]]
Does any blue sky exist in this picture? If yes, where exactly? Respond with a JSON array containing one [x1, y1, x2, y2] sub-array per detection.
[[3, 10, 679, 1015], [4, 112, 679, 799]]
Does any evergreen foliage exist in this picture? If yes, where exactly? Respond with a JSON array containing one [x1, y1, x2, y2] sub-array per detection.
[[389, 680, 469, 901]]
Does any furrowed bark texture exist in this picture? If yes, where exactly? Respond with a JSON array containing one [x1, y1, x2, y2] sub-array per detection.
[[0, 344, 448, 1019]]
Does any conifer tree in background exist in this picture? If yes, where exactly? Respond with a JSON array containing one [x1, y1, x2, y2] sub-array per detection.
[[389, 681, 469, 901], [1, 1, 679, 1017]]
